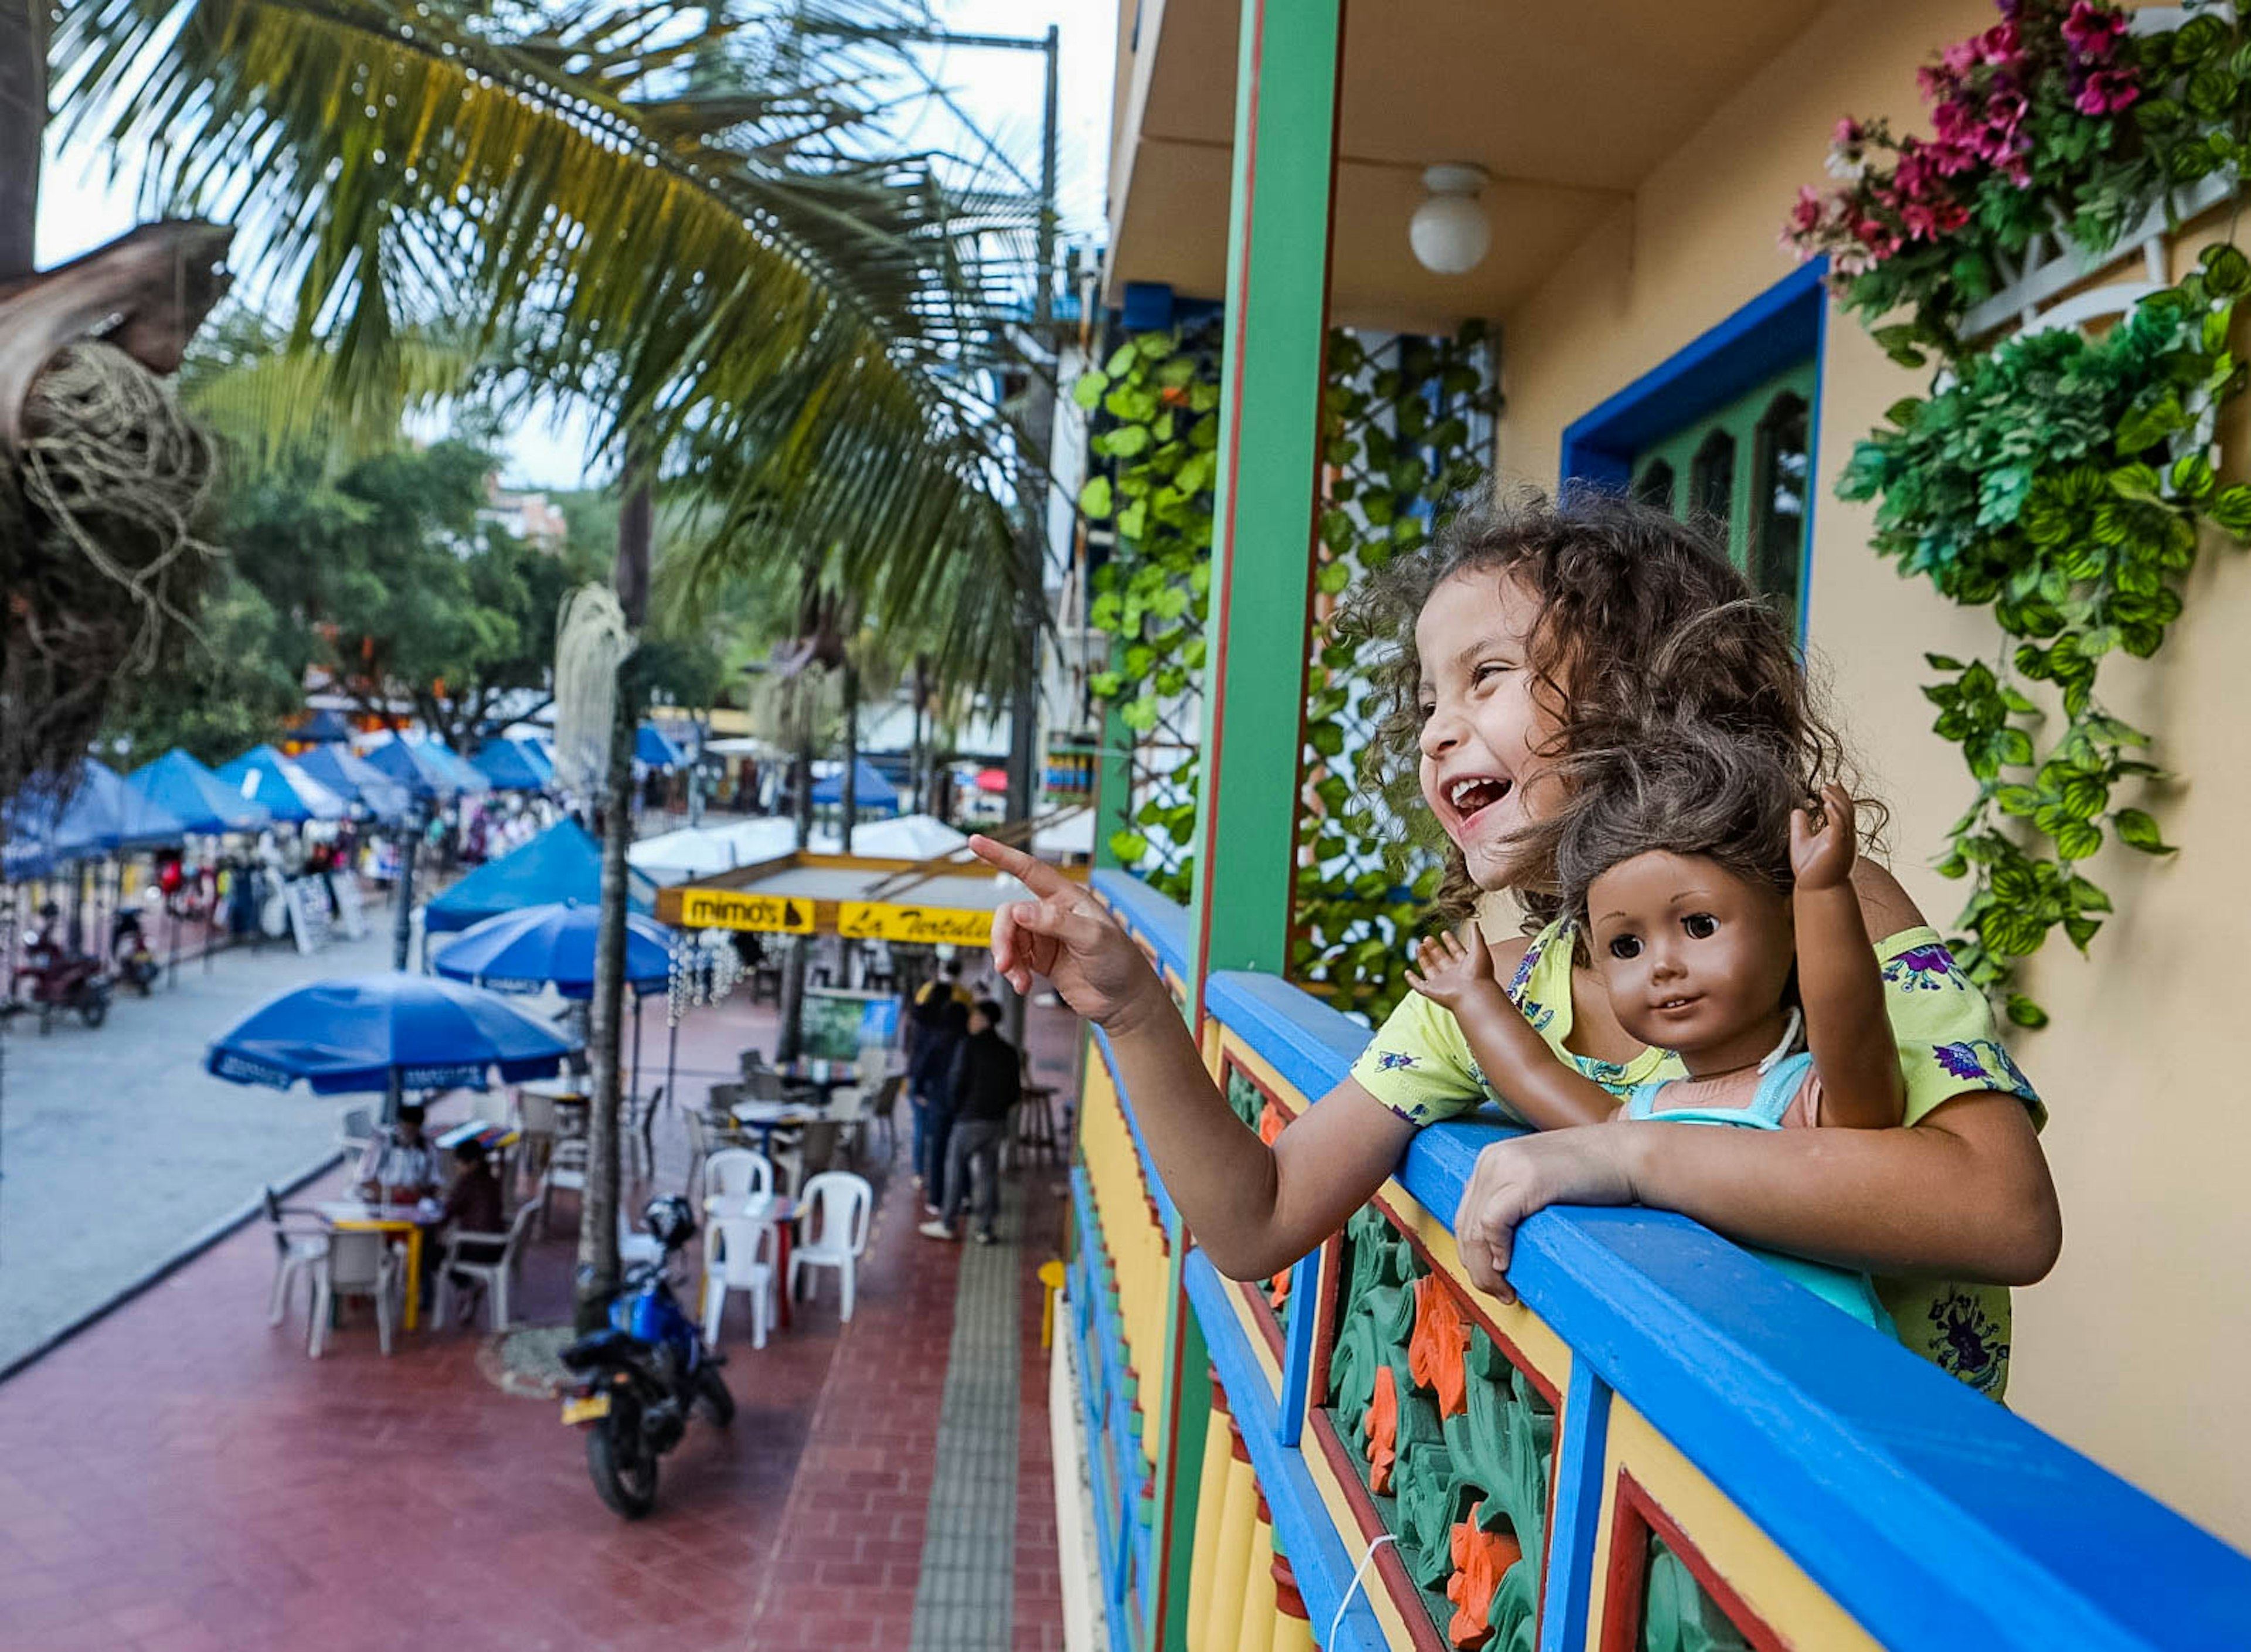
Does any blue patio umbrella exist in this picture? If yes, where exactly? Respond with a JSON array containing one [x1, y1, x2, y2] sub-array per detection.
[[127, 750, 273, 835], [206, 973, 579, 1096], [436, 899, 685, 1104], [215, 745, 346, 824], [635, 723, 684, 769], [432, 900, 672, 998], [293, 746, 413, 824]]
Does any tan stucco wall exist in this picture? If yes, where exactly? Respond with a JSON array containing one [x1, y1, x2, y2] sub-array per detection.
[[1495, 0, 2251, 1545]]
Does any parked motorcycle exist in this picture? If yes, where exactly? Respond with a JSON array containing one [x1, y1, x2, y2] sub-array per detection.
[[110, 906, 159, 995], [559, 1196, 732, 1519], [12, 912, 112, 1033]]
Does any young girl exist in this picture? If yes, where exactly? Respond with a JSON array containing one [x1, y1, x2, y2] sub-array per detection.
[[970, 487, 2057, 1396], [1411, 728, 1903, 1325]]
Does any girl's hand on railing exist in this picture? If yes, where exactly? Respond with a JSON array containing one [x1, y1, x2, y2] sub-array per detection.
[[968, 837, 1172, 1035], [1454, 1126, 1641, 1301]]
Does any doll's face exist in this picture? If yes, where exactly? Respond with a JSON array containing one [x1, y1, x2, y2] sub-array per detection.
[[1586, 850, 1796, 1073]]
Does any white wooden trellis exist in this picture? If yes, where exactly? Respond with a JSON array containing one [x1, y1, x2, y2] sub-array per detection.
[[1959, 6, 2236, 344]]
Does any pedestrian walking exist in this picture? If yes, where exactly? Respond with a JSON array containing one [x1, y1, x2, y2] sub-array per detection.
[[920, 999, 1019, 1245]]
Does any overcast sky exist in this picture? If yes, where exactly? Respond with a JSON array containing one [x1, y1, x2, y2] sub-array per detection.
[[39, 0, 1119, 489]]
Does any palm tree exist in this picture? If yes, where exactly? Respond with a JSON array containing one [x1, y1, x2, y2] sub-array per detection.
[[56, 0, 1052, 1316]]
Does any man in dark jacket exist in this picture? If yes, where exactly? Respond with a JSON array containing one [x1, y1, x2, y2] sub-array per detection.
[[920, 1000, 1019, 1245], [910, 998, 971, 1212]]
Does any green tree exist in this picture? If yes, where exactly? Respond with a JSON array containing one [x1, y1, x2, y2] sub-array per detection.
[[103, 581, 307, 767]]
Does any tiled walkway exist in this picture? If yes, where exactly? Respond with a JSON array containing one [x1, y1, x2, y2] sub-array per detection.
[[0, 985, 1076, 1649]]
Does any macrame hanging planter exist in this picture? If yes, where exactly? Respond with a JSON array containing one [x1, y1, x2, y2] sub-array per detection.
[[550, 582, 637, 803]]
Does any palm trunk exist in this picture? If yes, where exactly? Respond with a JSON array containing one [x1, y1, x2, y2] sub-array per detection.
[[0, 1, 46, 285], [575, 480, 652, 1329], [839, 664, 858, 854], [776, 720, 815, 1062]]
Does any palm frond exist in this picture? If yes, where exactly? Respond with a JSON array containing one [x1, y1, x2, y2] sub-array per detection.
[[57, 0, 1047, 669]]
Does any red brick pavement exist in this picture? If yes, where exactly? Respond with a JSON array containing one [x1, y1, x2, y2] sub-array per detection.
[[0, 980, 1079, 1650]]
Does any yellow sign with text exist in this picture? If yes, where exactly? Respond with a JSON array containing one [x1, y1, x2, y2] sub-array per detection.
[[677, 889, 817, 934], [835, 902, 994, 947]]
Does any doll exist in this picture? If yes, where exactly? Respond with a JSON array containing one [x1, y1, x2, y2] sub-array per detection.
[[1408, 728, 1903, 1324]]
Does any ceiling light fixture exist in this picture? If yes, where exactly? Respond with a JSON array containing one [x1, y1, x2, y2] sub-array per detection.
[[1410, 163, 1491, 276]]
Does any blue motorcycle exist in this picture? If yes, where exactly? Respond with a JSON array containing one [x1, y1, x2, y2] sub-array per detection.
[[559, 1195, 733, 1519]]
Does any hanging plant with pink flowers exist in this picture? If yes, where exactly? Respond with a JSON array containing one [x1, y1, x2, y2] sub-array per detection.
[[1793, 0, 2251, 1025], [1786, 0, 2245, 360]]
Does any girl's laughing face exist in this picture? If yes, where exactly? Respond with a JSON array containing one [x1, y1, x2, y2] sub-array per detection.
[[1415, 570, 1564, 890]]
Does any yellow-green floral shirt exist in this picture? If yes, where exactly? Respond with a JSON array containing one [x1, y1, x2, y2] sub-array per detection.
[[1350, 920, 2043, 1399]]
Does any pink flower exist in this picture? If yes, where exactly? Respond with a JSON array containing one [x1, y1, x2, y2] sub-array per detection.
[[1788, 185, 1825, 236], [1977, 21, 2021, 64], [1832, 117, 1864, 150], [2075, 67, 2139, 115], [1899, 196, 1971, 240], [1942, 39, 1980, 76], [2063, 1, 2126, 60], [1985, 89, 2028, 133], [1855, 216, 1903, 260]]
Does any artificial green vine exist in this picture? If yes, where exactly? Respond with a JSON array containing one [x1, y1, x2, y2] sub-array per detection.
[[1293, 325, 1497, 1020], [1808, 0, 2251, 1023], [1074, 320, 1496, 1019]]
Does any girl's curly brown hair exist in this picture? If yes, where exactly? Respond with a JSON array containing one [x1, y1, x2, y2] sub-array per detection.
[[1337, 481, 1878, 930]]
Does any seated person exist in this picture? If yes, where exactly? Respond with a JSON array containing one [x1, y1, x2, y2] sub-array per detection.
[[426, 1137, 509, 1304], [355, 1100, 444, 1204]]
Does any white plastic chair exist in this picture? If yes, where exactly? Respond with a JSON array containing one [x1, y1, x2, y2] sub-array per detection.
[[514, 1087, 559, 1184], [263, 1187, 330, 1330], [618, 1206, 667, 1269], [789, 1172, 873, 1321], [701, 1215, 777, 1349], [538, 1137, 589, 1236], [434, 1200, 540, 1331], [308, 1229, 400, 1358], [336, 1106, 375, 1164], [701, 1148, 773, 1215]]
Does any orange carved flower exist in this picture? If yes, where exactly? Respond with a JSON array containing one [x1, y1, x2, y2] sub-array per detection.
[[1444, 1503, 1523, 1649], [1409, 1274, 1472, 1419], [1367, 1364, 1399, 1494]]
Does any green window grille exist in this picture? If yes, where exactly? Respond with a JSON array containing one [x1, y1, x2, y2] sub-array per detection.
[[1628, 360, 1816, 626]]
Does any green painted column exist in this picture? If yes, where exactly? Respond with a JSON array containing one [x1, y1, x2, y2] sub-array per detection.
[[1155, 6, 1344, 1651], [1186, 0, 1345, 1005]]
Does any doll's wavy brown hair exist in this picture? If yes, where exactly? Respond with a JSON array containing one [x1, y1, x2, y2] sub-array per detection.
[[1337, 481, 1876, 929]]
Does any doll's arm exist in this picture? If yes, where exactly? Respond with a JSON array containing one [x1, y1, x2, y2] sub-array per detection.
[[1408, 931, 1618, 1130], [1790, 784, 1906, 1129]]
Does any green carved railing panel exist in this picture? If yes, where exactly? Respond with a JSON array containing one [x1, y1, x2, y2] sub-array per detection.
[[1325, 1205, 1555, 1649], [1642, 1538, 1753, 1652]]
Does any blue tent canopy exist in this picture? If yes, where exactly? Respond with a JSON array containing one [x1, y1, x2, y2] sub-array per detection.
[[470, 739, 551, 793], [295, 709, 354, 743], [127, 750, 273, 835], [5, 760, 191, 878], [293, 746, 412, 823], [635, 723, 684, 768], [810, 757, 900, 815], [424, 819, 656, 934], [365, 738, 489, 802], [215, 746, 346, 824]]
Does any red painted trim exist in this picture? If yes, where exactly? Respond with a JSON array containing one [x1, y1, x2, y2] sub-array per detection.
[[1307, 1228, 1344, 1412], [1603, 1470, 1789, 1652], [1369, 1189, 1563, 1409], [1307, 1411, 1454, 1652], [1192, 0, 1265, 1026]]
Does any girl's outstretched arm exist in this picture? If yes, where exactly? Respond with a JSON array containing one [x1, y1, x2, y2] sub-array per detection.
[[972, 837, 1413, 1280]]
